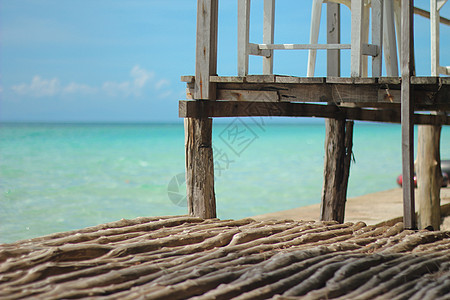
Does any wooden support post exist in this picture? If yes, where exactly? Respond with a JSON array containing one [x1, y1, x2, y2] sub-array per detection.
[[195, 0, 218, 100], [417, 125, 442, 230], [350, 0, 364, 77], [307, 0, 323, 77], [326, 2, 340, 77], [187, 0, 218, 219], [372, 0, 384, 77], [431, 0, 440, 76], [401, 0, 416, 229], [185, 118, 216, 218], [361, 2, 370, 77], [321, 120, 354, 223], [263, 0, 275, 75], [238, 0, 251, 76], [383, 0, 399, 76], [415, 0, 444, 231], [321, 3, 353, 223]]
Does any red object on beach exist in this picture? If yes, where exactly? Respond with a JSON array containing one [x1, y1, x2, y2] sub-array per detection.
[[396, 174, 417, 187], [396, 173, 449, 188]]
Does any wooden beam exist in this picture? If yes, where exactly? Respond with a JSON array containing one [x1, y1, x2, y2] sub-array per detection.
[[195, 0, 218, 100], [179, 101, 450, 125], [185, 77, 450, 106], [401, 0, 416, 229]]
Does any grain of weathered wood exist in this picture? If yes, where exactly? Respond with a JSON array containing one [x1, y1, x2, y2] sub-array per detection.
[[185, 118, 216, 219], [417, 125, 442, 230]]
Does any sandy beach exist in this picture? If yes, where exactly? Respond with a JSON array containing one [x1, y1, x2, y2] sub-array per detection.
[[252, 187, 450, 227]]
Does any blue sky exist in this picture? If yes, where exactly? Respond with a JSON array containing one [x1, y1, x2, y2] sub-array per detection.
[[1, 1, 449, 122]]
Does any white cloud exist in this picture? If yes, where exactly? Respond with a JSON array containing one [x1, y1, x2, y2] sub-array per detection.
[[12, 76, 60, 97], [10, 65, 171, 99], [63, 82, 97, 94], [155, 79, 170, 90], [101, 65, 155, 97], [131, 65, 154, 89]]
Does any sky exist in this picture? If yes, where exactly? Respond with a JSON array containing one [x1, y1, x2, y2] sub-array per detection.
[[0, 0, 449, 123]]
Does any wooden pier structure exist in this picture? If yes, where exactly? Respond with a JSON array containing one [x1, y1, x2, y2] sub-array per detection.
[[180, 0, 450, 229]]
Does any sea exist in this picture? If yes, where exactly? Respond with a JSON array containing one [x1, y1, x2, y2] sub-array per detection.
[[1, 120, 450, 244]]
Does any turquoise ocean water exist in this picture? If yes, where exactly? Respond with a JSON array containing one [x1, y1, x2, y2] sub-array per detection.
[[1, 121, 449, 243]]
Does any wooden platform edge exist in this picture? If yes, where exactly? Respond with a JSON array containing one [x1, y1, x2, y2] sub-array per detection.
[[179, 101, 450, 125]]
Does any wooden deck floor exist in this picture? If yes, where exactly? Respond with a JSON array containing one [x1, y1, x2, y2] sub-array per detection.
[[1, 216, 450, 299]]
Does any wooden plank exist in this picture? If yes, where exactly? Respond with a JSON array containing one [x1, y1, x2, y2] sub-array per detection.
[[362, 3, 371, 76], [185, 118, 216, 219], [195, 0, 218, 100], [181, 75, 195, 83], [372, 0, 384, 77], [202, 81, 450, 106], [327, 2, 341, 77], [401, 0, 416, 230], [378, 77, 401, 84], [326, 77, 377, 84], [383, 0, 399, 76], [210, 76, 245, 83], [307, 0, 323, 77], [414, 6, 450, 25], [275, 76, 326, 84], [411, 77, 439, 84], [216, 89, 279, 102], [179, 101, 450, 125], [263, 0, 275, 74], [350, 0, 364, 77], [260, 43, 351, 50], [238, 0, 250, 76], [248, 43, 271, 57], [417, 125, 442, 230], [431, 0, 440, 76], [246, 75, 276, 83]]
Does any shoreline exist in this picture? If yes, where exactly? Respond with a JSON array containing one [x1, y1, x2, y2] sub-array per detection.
[[251, 187, 450, 227]]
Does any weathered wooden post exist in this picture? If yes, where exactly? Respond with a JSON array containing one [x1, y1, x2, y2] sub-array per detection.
[[400, 0, 417, 229], [416, 0, 445, 230], [320, 2, 354, 223], [185, 0, 218, 219], [417, 125, 442, 230]]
